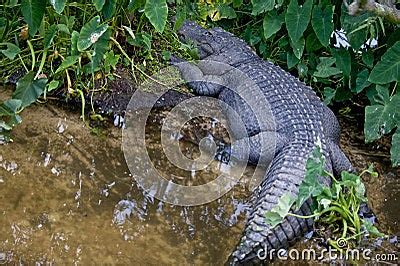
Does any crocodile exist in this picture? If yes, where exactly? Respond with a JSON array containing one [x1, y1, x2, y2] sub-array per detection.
[[171, 21, 354, 264]]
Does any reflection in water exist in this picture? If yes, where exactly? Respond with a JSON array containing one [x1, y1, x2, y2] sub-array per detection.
[[0, 100, 398, 263], [0, 103, 252, 264]]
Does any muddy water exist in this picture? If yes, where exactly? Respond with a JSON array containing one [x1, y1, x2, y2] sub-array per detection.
[[0, 96, 399, 264], [0, 100, 255, 264]]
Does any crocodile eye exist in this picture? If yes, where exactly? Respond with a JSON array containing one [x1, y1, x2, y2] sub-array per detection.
[[204, 31, 212, 36]]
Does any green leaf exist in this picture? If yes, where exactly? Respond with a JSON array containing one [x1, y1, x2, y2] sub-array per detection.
[[251, 0, 274, 16], [13, 71, 47, 109], [93, 0, 105, 11], [287, 51, 299, 69], [340, 5, 370, 50], [104, 50, 120, 72], [174, 5, 187, 31], [314, 57, 342, 78], [306, 32, 323, 53], [294, 146, 326, 209], [233, 0, 243, 8], [265, 193, 296, 228], [161, 50, 171, 61], [331, 48, 351, 77], [47, 80, 59, 92], [369, 41, 400, 84], [362, 51, 374, 68], [323, 87, 336, 105], [70, 30, 80, 56], [290, 36, 305, 59], [0, 121, 12, 131], [55, 55, 80, 73], [44, 24, 58, 49], [21, 0, 47, 36], [297, 62, 308, 79], [311, 5, 333, 47], [57, 24, 70, 34], [1, 43, 20, 59], [0, 99, 22, 130], [102, 0, 116, 19], [263, 10, 284, 40], [364, 90, 400, 142], [391, 130, 400, 167], [285, 0, 313, 43], [128, 32, 152, 50], [354, 69, 370, 93], [144, 0, 168, 33], [77, 16, 108, 52], [90, 28, 111, 72], [217, 4, 237, 20], [0, 99, 22, 116], [50, 0, 66, 14], [128, 0, 145, 11], [363, 219, 385, 237]]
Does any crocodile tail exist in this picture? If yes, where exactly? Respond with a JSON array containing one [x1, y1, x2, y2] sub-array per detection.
[[229, 141, 331, 264]]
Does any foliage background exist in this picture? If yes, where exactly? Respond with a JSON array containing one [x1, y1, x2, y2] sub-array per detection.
[[0, 0, 399, 166]]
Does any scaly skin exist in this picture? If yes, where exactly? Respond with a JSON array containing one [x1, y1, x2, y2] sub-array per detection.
[[172, 21, 354, 264]]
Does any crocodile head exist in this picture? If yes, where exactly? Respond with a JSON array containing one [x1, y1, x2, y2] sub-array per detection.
[[177, 20, 246, 59]]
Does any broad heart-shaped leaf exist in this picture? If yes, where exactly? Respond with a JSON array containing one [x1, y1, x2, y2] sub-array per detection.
[[264, 193, 296, 228], [50, 0, 66, 14], [13, 71, 47, 109], [340, 5, 370, 50], [0, 99, 22, 129], [354, 69, 370, 93], [1, 43, 20, 59], [331, 48, 351, 77], [313, 57, 342, 78], [93, 0, 105, 11], [77, 16, 108, 52], [391, 130, 400, 167], [44, 24, 58, 49], [369, 41, 400, 84], [285, 0, 313, 43], [251, 0, 274, 16], [55, 55, 80, 73], [144, 0, 168, 33], [0, 99, 22, 116], [364, 90, 400, 142], [263, 10, 284, 40], [102, 0, 116, 19], [21, 0, 47, 36], [216, 3, 237, 20], [290, 36, 305, 59], [90, 28, 111, 72], [287, 51, 300, 69], [311, 4, 333, 47]]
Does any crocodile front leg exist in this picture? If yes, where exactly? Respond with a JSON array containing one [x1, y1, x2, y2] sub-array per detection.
[[171, 56, 227, 96]]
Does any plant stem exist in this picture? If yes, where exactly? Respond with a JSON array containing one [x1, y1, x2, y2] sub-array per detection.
[[27, 40, 35, 71], [34, 49, 48, 79]]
